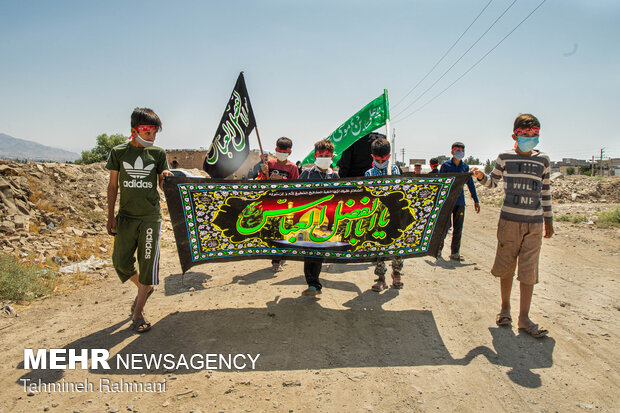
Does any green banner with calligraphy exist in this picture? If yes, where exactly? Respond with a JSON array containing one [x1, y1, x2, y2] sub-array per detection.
[[164, 174, 470, 273], [301, 90, 389, 166]]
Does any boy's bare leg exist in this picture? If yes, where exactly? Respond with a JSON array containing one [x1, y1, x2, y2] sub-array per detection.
[[128, 273, 152, 319], [500, 277, 513, 314], [129, 273, 140, 287], [517, 282, 535, 328], [132, 283, 151, 320]]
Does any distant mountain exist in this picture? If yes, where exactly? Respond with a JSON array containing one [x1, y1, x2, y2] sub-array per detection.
[[0, 133, 80, 162]]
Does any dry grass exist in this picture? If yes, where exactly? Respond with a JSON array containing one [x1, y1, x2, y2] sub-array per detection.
[[29, 220, 41, 234], [33, 199, 61, 215], [56, 235, 111, 261], [27, 176, 62, 215]]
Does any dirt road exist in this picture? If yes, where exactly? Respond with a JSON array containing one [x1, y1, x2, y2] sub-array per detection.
[[1, 204, 619, 412]]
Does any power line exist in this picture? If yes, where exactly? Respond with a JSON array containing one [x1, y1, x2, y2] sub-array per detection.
[[393, 0, 547, 125], [392, 0, 517, 120], [391, 0, 494, 110]]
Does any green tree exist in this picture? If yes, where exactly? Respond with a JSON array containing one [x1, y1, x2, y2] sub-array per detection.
[[435, 155, 450, 164], [75, 133, 126, 164], [484, 159, 496, 174], [464, 155, 481, 165], [566, 167, 575, 175], [580, 165, 591, 175]]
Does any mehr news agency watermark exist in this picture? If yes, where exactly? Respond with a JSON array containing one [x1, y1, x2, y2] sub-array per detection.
[[20, 349, 260, 394]]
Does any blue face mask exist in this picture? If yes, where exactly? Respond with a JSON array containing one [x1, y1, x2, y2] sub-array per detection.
[[517, 136, 539, 152], [454, 150, 465, 161]]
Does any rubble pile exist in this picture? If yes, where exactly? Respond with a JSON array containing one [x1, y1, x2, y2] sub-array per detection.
[[1, 160, 618, 264], [476, 174, 620, 204], [0, 160, 112, 264]]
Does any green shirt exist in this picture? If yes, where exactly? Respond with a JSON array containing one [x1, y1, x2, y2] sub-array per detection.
[[105, 142, 169, 221]]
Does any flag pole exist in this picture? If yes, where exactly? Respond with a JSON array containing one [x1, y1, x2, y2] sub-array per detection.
[[254, 126, 269, 176], [384, 89, 393, 176], [254, 126, 265, 157]]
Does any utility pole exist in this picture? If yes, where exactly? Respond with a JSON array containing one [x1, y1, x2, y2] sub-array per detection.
[[600, 148, 605, 177], [401, 148, 406, 164], [391, 128, 396, 163], [591, 155, 595, 176]]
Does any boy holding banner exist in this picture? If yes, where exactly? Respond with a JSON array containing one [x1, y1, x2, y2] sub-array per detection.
[[258, 137, 299, 180], [365, 138, 404, 290], [106, 107, 172, 333], [258, 137, 299, 272], [471, 113, 553, 338], [299, 139, 340, 296]]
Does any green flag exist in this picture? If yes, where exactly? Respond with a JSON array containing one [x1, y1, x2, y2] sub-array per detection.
[[301, 90, 389, 165]]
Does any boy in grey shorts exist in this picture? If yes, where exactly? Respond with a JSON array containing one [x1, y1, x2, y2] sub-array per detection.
[[471, 113, 554, 338]]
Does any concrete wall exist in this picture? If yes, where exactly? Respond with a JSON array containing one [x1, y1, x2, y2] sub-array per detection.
[[166, 150, 208, 170], [166, 149, 263, 178]]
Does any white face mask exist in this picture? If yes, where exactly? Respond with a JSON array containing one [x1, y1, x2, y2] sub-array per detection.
[[374, 160, 389, 169], [133, 134, 154, 148], [315, 157, 332, 170], [275, 152, 289, 162]]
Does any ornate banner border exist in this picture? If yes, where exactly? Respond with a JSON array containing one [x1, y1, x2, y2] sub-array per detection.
[[164, 174, 470, 273]]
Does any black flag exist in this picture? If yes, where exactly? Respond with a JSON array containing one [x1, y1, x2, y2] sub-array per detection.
[[203, 72, 257, 178]]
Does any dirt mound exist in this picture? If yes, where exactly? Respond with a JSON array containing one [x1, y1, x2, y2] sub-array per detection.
[[476, 175, 620, 204], [0, 160, 112, 265]]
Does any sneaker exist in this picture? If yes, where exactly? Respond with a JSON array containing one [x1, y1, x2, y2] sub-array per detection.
[[449, 253, 464, 261], [302, 286, 321, 296]]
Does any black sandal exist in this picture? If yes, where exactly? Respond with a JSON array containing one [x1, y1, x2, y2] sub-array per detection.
[[131, 316, 151, 333], [372, 277, 388, 292]]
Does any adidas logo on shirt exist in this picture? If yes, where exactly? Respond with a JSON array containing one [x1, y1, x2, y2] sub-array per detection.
[[123, 156, 155, 179], [122, 156, 155, 188]]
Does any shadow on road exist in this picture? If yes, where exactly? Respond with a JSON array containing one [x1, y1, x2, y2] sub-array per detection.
[[424, 258, 476, 270], [164, 272, 212, 296], [461, 327, 556, 388], [17, 301, 555, 389], [272, 275, 361, 294]]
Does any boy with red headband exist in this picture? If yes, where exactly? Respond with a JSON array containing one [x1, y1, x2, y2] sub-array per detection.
[[299, 139, 339, 296], [471, 113, 553, 338], [258, 137, 299, 180], [259, 137, 299, 272], [365, 138, 404, 290], [105, 107, 173, 333]]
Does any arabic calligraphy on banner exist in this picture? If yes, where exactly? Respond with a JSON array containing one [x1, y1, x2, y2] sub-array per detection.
[[164, 174, 470, 273], [300, 90, 389, 166], [203, 72, 257, 178], [205, 90, 252, 166]]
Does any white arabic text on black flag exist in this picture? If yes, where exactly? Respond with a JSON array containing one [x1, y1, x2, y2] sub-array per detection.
[[203, 72, 257, 178]]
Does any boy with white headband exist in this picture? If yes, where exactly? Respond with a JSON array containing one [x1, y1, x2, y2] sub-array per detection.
[[258, 137, 299, 272], [105, 107, 172, 333], [299, 139, 339, 296], [471, 113, 553, 338]]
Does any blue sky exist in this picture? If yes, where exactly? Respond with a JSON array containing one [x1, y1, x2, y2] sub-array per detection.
[[1, 0, 618, 163]]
